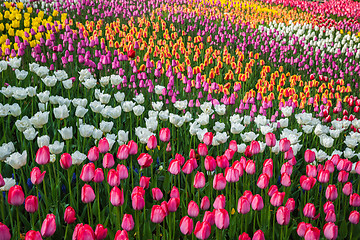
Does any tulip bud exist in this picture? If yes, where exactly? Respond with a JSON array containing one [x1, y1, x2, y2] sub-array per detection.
[[251, 194, 264, 211], [167, 197, 180, 212], [188, 201, 199, 218], [121, 214, 134, 231], [265, 132, 276, 147], [159, 128, 171, 142], [180, 216, 193, 235], [98, 138, 109, 153], [152, 188, 163, 201], [110, 186, 124, 207], [214, 209, 229, 229], [139, 176, 151, 189], [0, 222, 11, 240], [81, 184, 95, 203], [8, 185, 24, 206], [349, 211, 360, 224], [194, 171, 206, 189], [147, 135, 157, 150], [200, 196, 210, 210], [35, 146, 50, 165], [323, 222, 338, 240], [25, 195, 38, 213], [94, 224, 107, 240], [60, 153, 72, 169], [30, 167, 46, 185], [41, 214, 56, 237], [151, 205, 166, 223], [25, 230, 41, 240], [87, 146, 99, 162], [117, 145, 129, 160], [276, 206, 290, 225], [64, 206, 76, 224]]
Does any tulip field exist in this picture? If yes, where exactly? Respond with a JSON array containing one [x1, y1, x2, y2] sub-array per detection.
[[1, 0, 360, 239]]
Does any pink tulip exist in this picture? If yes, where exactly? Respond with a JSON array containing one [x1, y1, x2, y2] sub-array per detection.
[[297, 222, 312, 237], [194, 221, 211, 239], [350, 193, 360, 207], [25, 195, 38, 213], [7, 185, 24, 206], [265, 132, 276, 147], [137, 153, 153, 168], [121, 214, 134, 231], [204, 156, 216, 171], [139, 176, 151, 189], [25, 230, 41, 240], [87, 146, 99, 162], [343, 182, 353, 196], [159, 128, 171, 142], [203, 132, 213, 146], [214, 209, 229, 229], [213, 173, 226, 190], [114, 230, 128, 240], [203, 211, 215, 225], [238, 232, 251, 240], [300, 176, 316, 191], [213, 194, 226, 210], [147, 135, 157, 149], [281, 172, 291, 187], [194, 171, 206, 189], [304, 149, 316, 163], [98, 138, 109, 153], [152, 188, 163, 201], [35, 146, 50, 165], [180, 216, 193, 235], [285, 198, 295, 212], [349, 211, 360, 224], [279, 138, 290, 152], [237, 196, 250, 214], [110, 186, 124, 207], [94, 224, 107, 240], [197, 143, 208, 156], [201, 196, 210, 210], [303, 203, 316, 219], [168, 197, 180, 212], [72, 223, 95, 240], [256, 173, 269, 189], [170, 186, 180, 198], [253, 230, 265, 240], [325, 210, 336, 223], [41, 214, 56, 237], [245, 160, 256, 175], [60, 153, 72, 169], [117, 164, 128, 180], [81, 184, 95, 203], [93, 168, 104, 183], [188, 201, 199, 218], [30, 167, 46, 185], [270, 191, 285, 207], [151, 205, 166, 223], [216, 155, 229, 169], [0, 222, 11, 240], [304, 227, 320, 240], [276, 206, 290, 225], [117, 145, 129, 160], [80, 163, 95, 182], [251, 194, 264, 211], [225, 167, 239, 183], [325, 185, 338, 201], [168, 159, 181, 175], [64, 206, 76, 224], [323, 222, 338, 240], [127, 140, 138, 155]]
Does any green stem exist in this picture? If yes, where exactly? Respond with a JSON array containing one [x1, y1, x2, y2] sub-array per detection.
[[16, 206, 20, 238], [97, 183, 101, 223]]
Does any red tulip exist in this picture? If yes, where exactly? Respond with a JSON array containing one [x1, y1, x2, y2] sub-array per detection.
[[203, 132, 213, 146], [98, 138, 109, 153], [213, 173, 226, 190], [110, 186, 124, 207], [152, 188, 163, 201], [249, 140, 260, 156], [30, 167, 46, 185], [349, 211, 360, 224], [167, 197, 180, 212], [204, 156, 216, 171], [237, 196, 250, 214], [25, 230, 41, 240], [72, 223, 95, 240], [194, 221, 211, 239], [35, 146, 50, 165], [81, 184, 95, 203], [323, 222, 338, 240], [127, 140, 138, 155], [114, 230, 128, 240], [117, 145, 129, 160], [121, 214, 134, 232], [253, 230, 265, 240], [304, 149, 316, 163], [228, 140, 238, 152], [256, 173, 269, 189], [25, 195, 38, 213], [297, 222, 312, 237], [265, 132, 276, 147], [151, 205, 166, 223], [60, 153, 72, 169], [41, 214, 56, 237], [325, 185, 338, 201], [87, 146, 99, 162], [276, 206, 290, 225], [194, 171, 206, 189], [225, 167, 239, 183], [159, 128, 171, 142], [188, 201, 199, 217], [64, 206, 76, 224], [306, 165, 317, 178], [216, 155, 229, 169], [304, 227, 320, 240], [270, 191, 285, 207], [251, 194, 264, 211], [350, 193, 360, 207], [93, 168, 104, 183], [303, 203, 316, 219], [224, 149, 235, 161], [197, 143, 208, 156], [139, 176, 151, 189], [214, 209, 229, 229], [200, 196, 210, 210], [137, 153, 153, 168], [8, 185, 24, 206], [180, 216, 193, 235], [80, 162, 95, 182], [238, 232, 251, 240], [279, 138, 290, 152], [213, 194, 226, 210], [94, 224, 107, 240], [0, 222, 11, 240], [285, 198, 295, 212], [300, 175, 316, 191], [127, 49, 135, 58], [203, 211, 215, 225]]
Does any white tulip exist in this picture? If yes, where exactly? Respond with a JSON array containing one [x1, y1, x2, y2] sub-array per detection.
[[37, 135, 50, 147], [58, 127, 73, 140], [5, 151, 27, 169], [49, 141, 64, 154]]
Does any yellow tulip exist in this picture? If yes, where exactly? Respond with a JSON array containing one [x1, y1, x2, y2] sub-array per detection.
[[16, 2, 24, 9]]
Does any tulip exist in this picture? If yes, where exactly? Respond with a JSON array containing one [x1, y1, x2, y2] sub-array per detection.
[[151, 205, 166, 223], [30, 167, 46, 185], [304, 227, 320, 240], [182, 159, 196, 174], [350, 193, 360, 207], [306, 165, 317, 178], [159, 128, 171, 142], [94, 224, 108, 240], [204, 156, 216, 171], [225, 167, 239, 183], [325, 210, 336, 223], [161, 201, 169, 217], [170, 186, 180, 198], [297, 222, 312, 237], [180, 216, 193, 235], [251, 194, 264, 211], [224, 149, 235, 161], [214, 209, 229, 229], [93, 168, 104, 183], [198, 143, 208, 156], [213, 195, 226, 210], [203, 211, 215, 225], [324, 201, 335, 214], [137, 153, 153, 168], [239, 232, 251, 240], [201, 196, 210, 210], [256, 173, 269, 189], [229, 140, 238, 152], [303, 203, 316, 219], [203, 132, 213, 146], [265, 132, 276, 147], [237, 196, 251, 214], [72, 224, 95, 240], [194, 221, 211, 239], [213, 173, 226, 190], [349, 211, 360, 224], [147, 135, 157, 150], [25, 230, 41, 240], [117, 164, 128, 180], [168, 197, 180, 212], [245, 160, 256, 175], [300, 176, 316, 191], [0, 222, 11, 240], [121, 214, 134, 232], [216, 155, 229, 169], [194, 171, 206, 189], [81, 184, 95, 203], [152, 188, 163, 201], [268, 185, 278, 197], [25, 195, 38, 213], [110, 186, 124, 207], [285, 198, 295, 212], [304, 149, 316, 163], [276, 206, 290, 225], [0, 174, 5, 188], [253, 230, 265, 240], [98, 138, 109, 153], [325, 185, 338, 201], [127, 140, 138, 155], [279, 138, 290, 152], [249, 140, 260, 156], [323, 222, 338, 240], [114, 230, 128, 240], [80, 163, 95, 182], [338, 170, 349, 183], [270, 191, 285, 207], [117, 145, 129, 160], [188, 201, 200, 218], [343, 182, 353, 196], [60, 153, 72, 169], [41, 214, 56, 237], [189, 149, 196, 159], [87, 146, 99, 162], [168, 159, 181, 175], [64, 206, 76, 224], [318, 169, 330, 183], [280, 173, 291, 187], [139, 176, 151, 189], [8, 185, 24, 206], [35, 146, 50, 165]]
